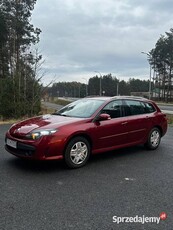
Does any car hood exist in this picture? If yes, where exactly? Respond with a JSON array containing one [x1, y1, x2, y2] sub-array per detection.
[[9, 114, 84, 136]]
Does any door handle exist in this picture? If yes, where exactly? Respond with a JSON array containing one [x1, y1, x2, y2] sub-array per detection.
[[121, 122, 128, 125]]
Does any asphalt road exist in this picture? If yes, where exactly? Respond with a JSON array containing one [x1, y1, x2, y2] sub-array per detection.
[[0, 124, 173, 230], [158, 105, 173, 111]]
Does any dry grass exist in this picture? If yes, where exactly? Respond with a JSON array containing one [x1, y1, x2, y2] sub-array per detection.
[[0, 107, 55, 125], [0, 119, 19, 125], [40, 107, 55, 115], [54, 98, 71, 106], [167, 114, 173, 125]]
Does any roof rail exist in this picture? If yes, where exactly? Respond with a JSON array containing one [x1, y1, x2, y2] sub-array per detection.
[[111, 96, 148, 100]]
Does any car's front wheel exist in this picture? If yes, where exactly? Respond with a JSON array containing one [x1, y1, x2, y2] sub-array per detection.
[[64, 136, 91, 168], [145, 127, 161, 150]]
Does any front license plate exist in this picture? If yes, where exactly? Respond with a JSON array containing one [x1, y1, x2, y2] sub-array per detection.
[[6, 138, 17, 149]]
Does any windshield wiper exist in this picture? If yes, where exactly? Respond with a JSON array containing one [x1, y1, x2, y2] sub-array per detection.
[[52, 112, 69, 117]]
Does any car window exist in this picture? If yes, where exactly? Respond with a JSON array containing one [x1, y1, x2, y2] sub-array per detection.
[[101, 100, 122, 118], [54, 99, 105, 118], [144, 102, 156, 113], [124, 100, 146, 116]]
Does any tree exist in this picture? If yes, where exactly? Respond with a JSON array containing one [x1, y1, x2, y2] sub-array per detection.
[[0, 8, 8, 78], [119, 80, 130, 95], [88, 76, 100, 95], [149, 28, 173, 102], [102, 74, 116, 96], [128, 78, 149, 92], [0, 0, 42, 119]]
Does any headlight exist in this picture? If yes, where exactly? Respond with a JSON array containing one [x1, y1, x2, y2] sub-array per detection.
[[26, 129, 57, 140]]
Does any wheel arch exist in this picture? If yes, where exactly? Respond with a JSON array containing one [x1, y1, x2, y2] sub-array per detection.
[[153, 125, 163, 137], [63, 133, 93, 156]]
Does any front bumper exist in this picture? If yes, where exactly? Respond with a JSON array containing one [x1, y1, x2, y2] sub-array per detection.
[[5, 140, 36, 158], [5, 133, 64, 160]]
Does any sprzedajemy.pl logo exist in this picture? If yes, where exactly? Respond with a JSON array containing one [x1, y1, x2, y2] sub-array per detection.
[[112, 212, 167, 225]]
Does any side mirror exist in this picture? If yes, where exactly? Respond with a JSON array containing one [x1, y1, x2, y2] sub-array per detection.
[[97, 113, 111, 121]]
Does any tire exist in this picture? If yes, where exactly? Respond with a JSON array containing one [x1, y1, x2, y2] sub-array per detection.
[[64, 136, 91, 168], [145, 127, 161, 150]]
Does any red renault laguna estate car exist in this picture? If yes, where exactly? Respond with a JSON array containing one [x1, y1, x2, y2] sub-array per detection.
[[5, 96, 167, 168]]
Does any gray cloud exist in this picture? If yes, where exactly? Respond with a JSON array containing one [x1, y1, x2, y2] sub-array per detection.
[[32, 0, 173, 84]]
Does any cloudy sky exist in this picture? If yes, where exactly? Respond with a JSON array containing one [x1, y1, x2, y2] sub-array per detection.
[[31, 0, 173, 84]]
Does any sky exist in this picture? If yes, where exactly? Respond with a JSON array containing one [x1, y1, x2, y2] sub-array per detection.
[[31, 0, 173, 85]]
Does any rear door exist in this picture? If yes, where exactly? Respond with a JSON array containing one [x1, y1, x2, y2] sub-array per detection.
[[123, 99, 153, 144]]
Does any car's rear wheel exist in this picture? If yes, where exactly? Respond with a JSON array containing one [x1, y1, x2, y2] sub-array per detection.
[[145, 127, 161, 150], [64, 136, 91, 168]]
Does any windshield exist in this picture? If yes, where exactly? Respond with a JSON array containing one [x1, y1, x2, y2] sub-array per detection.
[[54, 99, 105, 118]]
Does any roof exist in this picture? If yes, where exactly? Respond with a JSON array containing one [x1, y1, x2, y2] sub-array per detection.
[[85, 95, 149, 101]]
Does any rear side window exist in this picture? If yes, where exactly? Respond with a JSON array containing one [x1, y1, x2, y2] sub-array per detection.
[[123, 100, 146, 116], [144, 102, 156, 113], [123, 100, 156, 116]]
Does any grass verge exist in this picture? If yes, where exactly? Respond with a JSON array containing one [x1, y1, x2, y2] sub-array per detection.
[[54, 98, 71, 106], [167, 114, 173, 125]]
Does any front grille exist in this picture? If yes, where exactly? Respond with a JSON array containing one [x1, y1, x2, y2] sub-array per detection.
[[5, 142, 36, 157]]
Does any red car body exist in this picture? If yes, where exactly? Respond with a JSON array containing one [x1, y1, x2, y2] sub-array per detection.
[[5, 96, 167, 168]]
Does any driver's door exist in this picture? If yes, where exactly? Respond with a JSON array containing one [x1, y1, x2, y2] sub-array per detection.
[[90, 100, 128, 153]]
